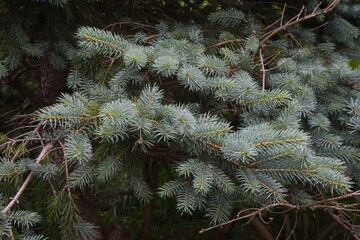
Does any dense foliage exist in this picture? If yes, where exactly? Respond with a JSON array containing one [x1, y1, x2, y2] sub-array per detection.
[[1, 0, 360, 239]]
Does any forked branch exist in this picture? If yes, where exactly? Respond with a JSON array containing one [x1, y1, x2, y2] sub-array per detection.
[[261, 0, 340, 45], [199, 190, 360, 234]]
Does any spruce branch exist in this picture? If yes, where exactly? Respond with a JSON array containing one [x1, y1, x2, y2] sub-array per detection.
[[2, 143, 53, 214]]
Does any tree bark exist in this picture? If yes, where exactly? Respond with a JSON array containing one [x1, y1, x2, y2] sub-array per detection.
[[250, 217, 275, 240], [40, 57, 68, 106], [142, 160, 160, 239], [3, 67, 43, 107], [75, 187, 103, 239]]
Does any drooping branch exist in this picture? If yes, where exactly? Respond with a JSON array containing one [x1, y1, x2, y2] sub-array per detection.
[[1, 143, 53, 214]]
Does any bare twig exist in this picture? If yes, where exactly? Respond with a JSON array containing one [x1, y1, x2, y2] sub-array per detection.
[[276, 214, 288, 240], [286, 211, 298, 240], [311, 21, 329, 31], [199, 202, 296, 233], [329, 211, 360, 240], [301, 190, 360, 209], [105, 20, 156, 32], [265, 18, 281, 30], [2, 143, 53, 214], [200, 190, 360, 234], [259, 49, 266, 91], [280, 3, 287, 26], [260, 0, 340, 45], [58, 140, 72, 197], [206, 38, 244, 49]]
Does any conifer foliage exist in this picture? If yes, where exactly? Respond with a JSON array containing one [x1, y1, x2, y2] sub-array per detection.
[[1, 0, 360, 239]]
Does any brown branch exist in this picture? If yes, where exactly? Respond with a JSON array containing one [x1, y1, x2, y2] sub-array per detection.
[[311, 21, 329, 31], [206, 38, 244, 49], [301, 190, 360, 209], [259, 49, 266, 91], [280, 3, 287, 26], [200, 190, 360, 234], [328, 211, 360, 240], [199, 202, 296, 234], [260, 0, 340, 45], [58, 140, 72, 197], [1, 143, 53, 214]]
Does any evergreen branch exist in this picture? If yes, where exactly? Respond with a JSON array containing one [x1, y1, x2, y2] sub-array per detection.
[[313, 175, 348, 189], [332, 17, 360, 38], [248, 150, 294, 166], [2, 144, 53, 214], [252, 137, 304, 147], [192, 138, 222, 150], [192, 128, 229, 137], [7, 210, 42, 228], [256, 176, 280, 197], [82, 34, 127, 53], [252, 168, 316, 174], [240, 91, 291, 105], [41, 115, 88, 121], [68, 165, 94, 189]]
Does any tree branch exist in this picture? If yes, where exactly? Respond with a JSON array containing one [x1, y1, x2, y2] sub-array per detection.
[[260, 0, 340, 45], [259, 49, 266, 91], [200, 190, 360, 234], [1, 143, 53, 214]]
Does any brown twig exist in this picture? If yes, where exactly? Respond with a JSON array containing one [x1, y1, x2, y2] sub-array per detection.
[[280, 3, 287, 26], [2, 143, 53, 214], [58, 140, 72, 197], [206, 38, 244, 49], [259, 49, 266, 91], [105, 21, 157, 32], [199, 202, 296, 233], [260, 0, 340, 45], [311, 21, 329, 31], [200, 190, 360, 234], [329, 211, 360, 240], [301, 190, 360, 208]]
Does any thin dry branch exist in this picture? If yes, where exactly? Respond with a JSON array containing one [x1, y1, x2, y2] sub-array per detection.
[[329, 211, 360, 240], [199, 202, 296, 233], [259, 49, 266, 91], [260, 0, 340, 45], [206, 38, 244, 49], [2, 143, 53, 214], [200, 190, 360, 234]]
